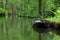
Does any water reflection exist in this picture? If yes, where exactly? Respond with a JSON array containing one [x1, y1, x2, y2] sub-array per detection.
[[1, 15, 59, 40], [0, 16, 39, 40]]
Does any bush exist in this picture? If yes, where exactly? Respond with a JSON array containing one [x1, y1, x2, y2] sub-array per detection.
[[0, 8, 5, 14]]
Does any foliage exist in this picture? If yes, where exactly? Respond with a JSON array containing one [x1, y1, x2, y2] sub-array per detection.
[[0, 8, 5, 14], [7, 0, 39, 17], [55, 7, 60, 17], [42, 0, 56, 11], [45, 7, 60, 22], [41, 0, 57, 18], [0, 0, 60, 40]]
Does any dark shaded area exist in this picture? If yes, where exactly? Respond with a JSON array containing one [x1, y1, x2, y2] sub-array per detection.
[[18, 15, 39, 18], [8, 13, 40, 18], [55, 23, 60, 35], [32, 20, 60, 35], [0, 13, 5, 17], [32, 20, 49, 33], [46, 11, 55, 17], [39, 0, 42, 15], [43, 11, 56, 18], [8, 13, 11, 16]]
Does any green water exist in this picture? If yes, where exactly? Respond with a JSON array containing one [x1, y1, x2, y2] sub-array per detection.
[[0, 16, 60, 40], [0, 16, 39, 40]]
